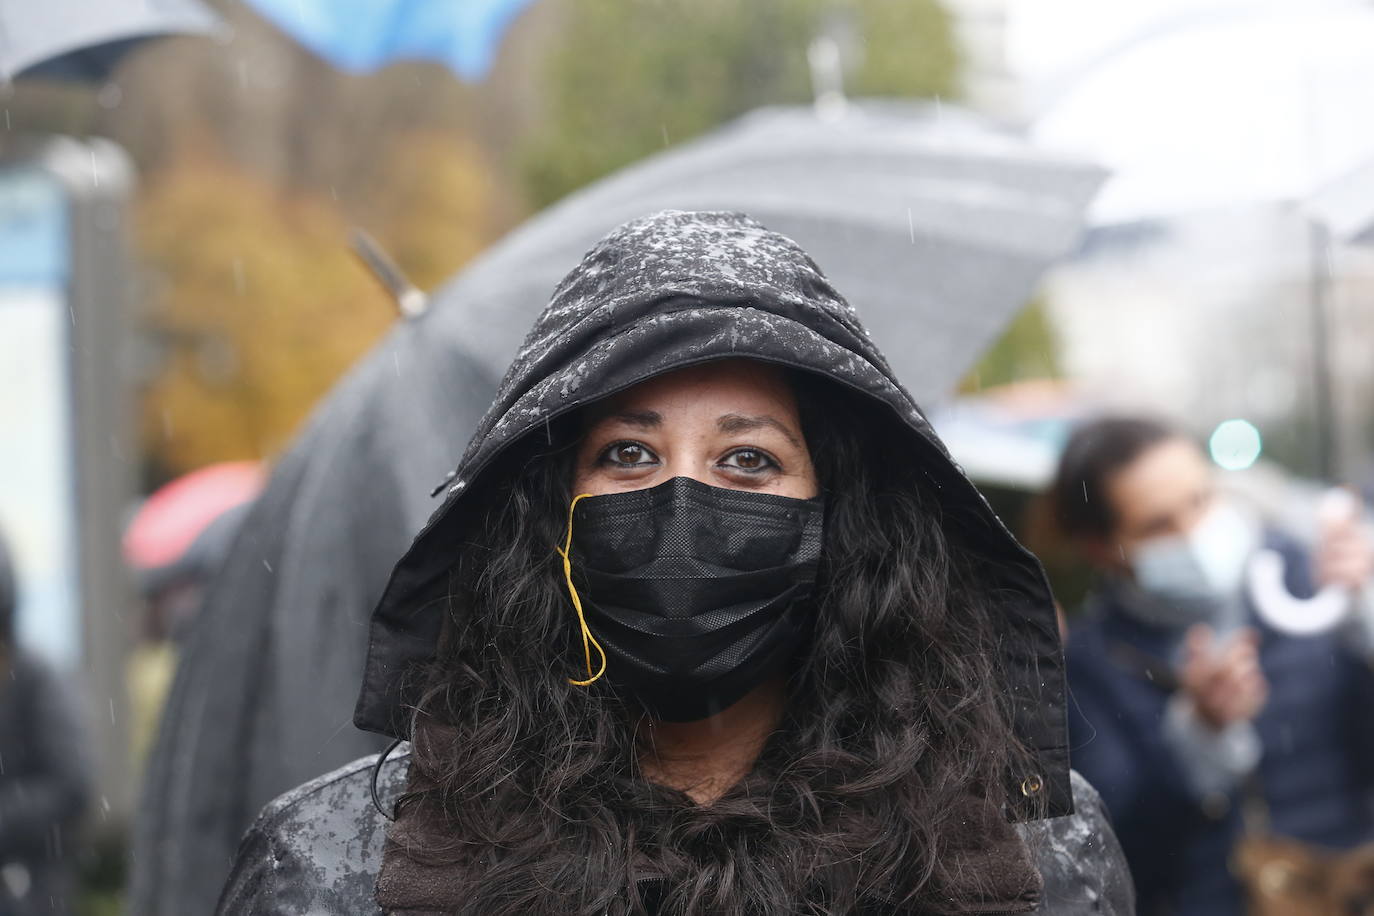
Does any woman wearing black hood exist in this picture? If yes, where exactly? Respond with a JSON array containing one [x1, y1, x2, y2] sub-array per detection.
[[218, 211, 1132, 915]]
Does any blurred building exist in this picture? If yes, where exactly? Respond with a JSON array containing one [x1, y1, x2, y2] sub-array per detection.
[[943, 0, 1374, 482]]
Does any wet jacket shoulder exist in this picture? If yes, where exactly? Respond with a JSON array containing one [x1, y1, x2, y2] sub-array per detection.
[[215, 751, 403, 916], [217, 756, 1132, 916], [1020, 771, 1135, 915]]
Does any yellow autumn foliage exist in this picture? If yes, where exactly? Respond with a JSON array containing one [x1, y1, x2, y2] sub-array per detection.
[[136, 160, 392, 473], [136, 133, 503, 477], [364, 132, 508, 292]]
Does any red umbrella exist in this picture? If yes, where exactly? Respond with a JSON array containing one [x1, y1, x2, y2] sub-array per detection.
[[123, 462, 264, 572]]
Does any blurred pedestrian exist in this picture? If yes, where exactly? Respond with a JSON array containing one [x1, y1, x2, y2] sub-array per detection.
[[126, 498, 254, 767], [1051, 416, 1374, 916], [0, 531, 91, 916], [217, 211, 1133, 915]]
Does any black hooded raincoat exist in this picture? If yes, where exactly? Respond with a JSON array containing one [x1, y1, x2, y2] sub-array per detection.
[[217, 211, 1133, 915]]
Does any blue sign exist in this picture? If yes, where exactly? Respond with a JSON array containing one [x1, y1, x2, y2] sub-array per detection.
[[0, 167, 80, 668], [0, 167, 68, 285]]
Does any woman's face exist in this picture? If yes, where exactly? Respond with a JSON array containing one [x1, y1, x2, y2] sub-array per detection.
[[573, 360, 818, 499]]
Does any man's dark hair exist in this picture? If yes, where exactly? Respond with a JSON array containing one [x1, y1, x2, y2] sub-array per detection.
[[1050, 415, 1182, 541]]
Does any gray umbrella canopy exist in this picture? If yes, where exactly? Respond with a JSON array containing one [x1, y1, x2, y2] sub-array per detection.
[[442, 101, 1103, 401], [132, 100, 1102, 916], [0, 0, 220, 82]]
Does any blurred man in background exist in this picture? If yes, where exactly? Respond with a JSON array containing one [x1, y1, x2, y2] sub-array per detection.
[[1051, 416, 1374, 916], [0, 530, 91, 916]]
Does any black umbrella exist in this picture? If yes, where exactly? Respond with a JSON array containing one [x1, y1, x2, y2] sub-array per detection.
[[132, 100, 1102, 916], [130, 325, 496, 915], [0, 0, 221, 83]]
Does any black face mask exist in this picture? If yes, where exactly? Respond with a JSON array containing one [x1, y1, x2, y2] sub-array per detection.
[[563, 476, 824, 721]]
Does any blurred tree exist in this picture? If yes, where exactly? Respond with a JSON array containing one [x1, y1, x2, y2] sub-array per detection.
[[135, 133, 500, 480], [136, 158, 393, 476], [960, 300, 1062, 393], [521, 0, 961, 208], [364, 131, 509, 291]]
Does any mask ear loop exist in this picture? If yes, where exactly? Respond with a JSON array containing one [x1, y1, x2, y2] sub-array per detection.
[[556, 493, 607, 686]]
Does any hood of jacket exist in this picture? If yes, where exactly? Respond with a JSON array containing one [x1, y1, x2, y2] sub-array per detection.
[[353, 210, 1070, 818]]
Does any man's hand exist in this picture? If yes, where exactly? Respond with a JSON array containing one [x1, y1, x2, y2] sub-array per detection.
[[1315, 501, 1374, 591], [1178, 625, 1268, 732]]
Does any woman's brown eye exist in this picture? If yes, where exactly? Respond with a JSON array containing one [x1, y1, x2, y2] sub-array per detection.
[[601, 442, 655, 467], [723, 449, 775, 473]]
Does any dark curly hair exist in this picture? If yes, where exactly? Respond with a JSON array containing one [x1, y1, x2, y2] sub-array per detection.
[[400, 371, 1038, 915]]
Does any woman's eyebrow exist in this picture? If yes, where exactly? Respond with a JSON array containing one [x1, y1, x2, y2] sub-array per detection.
[[717, 413, 802, 448], [597, 408, 662, 429]]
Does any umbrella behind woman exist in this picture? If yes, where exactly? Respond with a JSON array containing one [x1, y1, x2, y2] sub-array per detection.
[[0, 0, 220, 82]]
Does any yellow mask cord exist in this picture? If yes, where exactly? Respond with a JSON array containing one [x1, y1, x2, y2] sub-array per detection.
[[557, 493, 607, 686]]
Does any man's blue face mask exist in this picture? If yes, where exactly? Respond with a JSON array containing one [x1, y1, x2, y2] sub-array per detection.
[[1127, 501, 1260, 629]]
